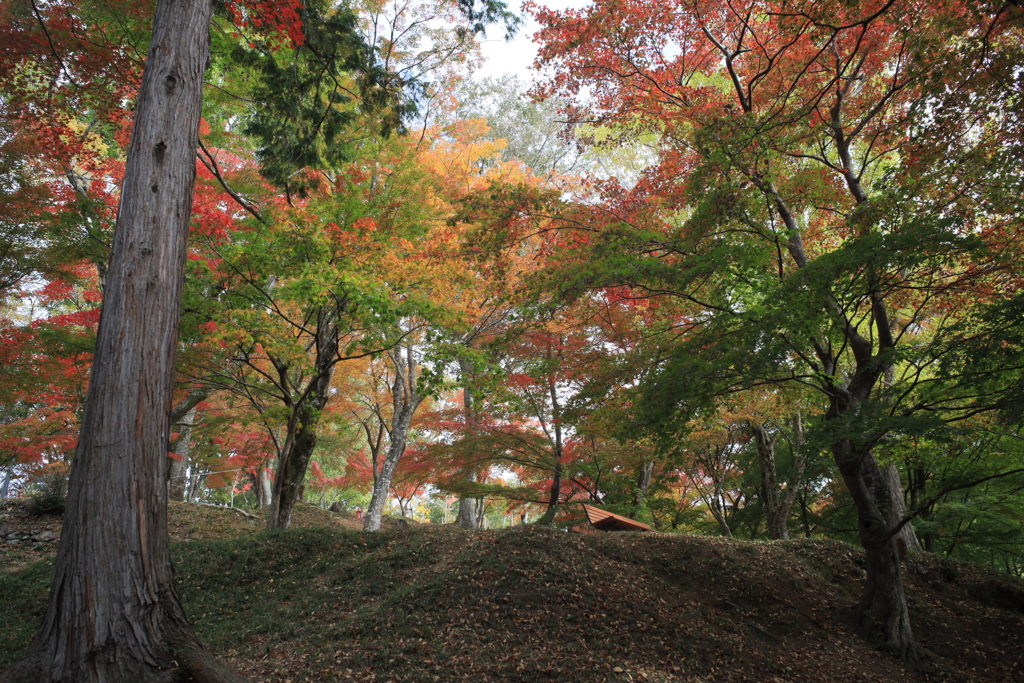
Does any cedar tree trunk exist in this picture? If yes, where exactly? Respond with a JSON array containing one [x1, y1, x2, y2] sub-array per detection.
[[0, 1, 247, 681], [455, 488, 482, 529]]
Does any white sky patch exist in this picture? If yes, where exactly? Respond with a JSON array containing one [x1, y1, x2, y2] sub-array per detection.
[[474, 0, 593, 82]]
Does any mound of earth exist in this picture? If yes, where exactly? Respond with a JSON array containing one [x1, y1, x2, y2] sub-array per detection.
[[2, 501, 1022, 682]]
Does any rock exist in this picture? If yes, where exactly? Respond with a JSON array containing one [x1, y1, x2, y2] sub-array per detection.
[[33, 530, 56, 542]]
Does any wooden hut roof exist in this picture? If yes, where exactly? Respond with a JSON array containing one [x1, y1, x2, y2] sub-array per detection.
[[581, 504, 652, 532]]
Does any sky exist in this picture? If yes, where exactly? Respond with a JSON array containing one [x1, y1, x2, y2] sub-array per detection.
[[473, 0, 591, 81]]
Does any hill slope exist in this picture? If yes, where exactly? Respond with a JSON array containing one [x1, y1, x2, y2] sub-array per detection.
[[1, 501, 1023, 682]]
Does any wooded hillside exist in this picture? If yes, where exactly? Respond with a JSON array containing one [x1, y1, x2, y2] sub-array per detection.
[[1, 0, 1022, 679], [3, 500, 1023, 682]]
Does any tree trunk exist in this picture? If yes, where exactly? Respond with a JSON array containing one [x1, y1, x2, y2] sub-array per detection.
[[883, 464, 924, 557], [168, 407, 197, 502], [0, 464, 12, 499], [536, 352, 564, 527], [908, 466, 934, 552], [255, 466, 273, 508], [364, 343, 423, 532], [363, 432, 406, 531], [634, 460, 654, 508], [535, 461, 562, 527], [455, 490, 481, 529], [752, 415, 809, 541], [455, 358, 482, 529], [1, 1, 247, 680], [265, 318, 338, 531], [753, 423, 787, 540], [267, 401, 327, 530], [834, 438, 922, 669]]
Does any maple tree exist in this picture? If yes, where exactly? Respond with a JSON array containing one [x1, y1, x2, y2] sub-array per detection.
[[1, 0, 1023, 677], [529, 0, 1024, 665]]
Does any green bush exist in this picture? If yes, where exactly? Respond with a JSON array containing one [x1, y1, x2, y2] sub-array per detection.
[[26, 470, 68, 516]]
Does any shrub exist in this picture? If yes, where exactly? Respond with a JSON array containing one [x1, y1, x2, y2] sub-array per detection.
[[26, 469, 69, 516]]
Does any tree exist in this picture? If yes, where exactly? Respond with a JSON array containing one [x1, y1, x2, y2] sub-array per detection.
[[363, 336, 428, 531], [530, 0, 1024, 666], [0, 0, 251, 679]]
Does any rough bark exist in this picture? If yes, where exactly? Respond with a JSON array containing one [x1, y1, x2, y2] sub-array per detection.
[[364, 343, 424, 532], [168, 407, 197, 502], [820, 318, 923, 667], [266, 396, 331, 530], [0, 0, 247, 680]]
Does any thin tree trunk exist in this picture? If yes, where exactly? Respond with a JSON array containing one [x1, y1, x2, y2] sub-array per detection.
[[256, 466, 273, 508], [634, 460, 655, 508], [710, 482, 733, 538], [536, 357, 563, 527], [364, 343, 423, 532], [752, 414, 808, 541], [753, 423, 787, 540], [780, 413, 807, 514], [363, 431, 407, 531], [908, 466, 934, 552], [1, 0, 247, 679], [455, 358, 482, 529], [168, 407, 197, 502], [535, 461, 563, 527], [0, 464, 12, 499]]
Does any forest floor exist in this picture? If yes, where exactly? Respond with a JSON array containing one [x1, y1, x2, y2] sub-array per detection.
[[1, 499, 1023, 682]]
